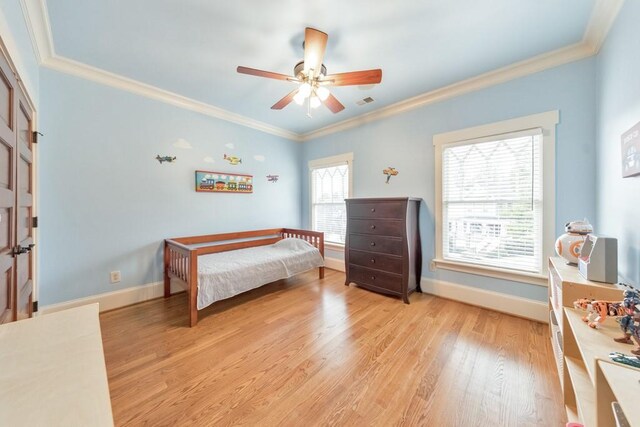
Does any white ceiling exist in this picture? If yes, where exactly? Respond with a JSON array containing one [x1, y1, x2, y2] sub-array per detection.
[[42, 0, 597, 136]]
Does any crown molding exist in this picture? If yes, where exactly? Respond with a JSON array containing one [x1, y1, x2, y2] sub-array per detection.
[[43, 55, 302, 141], [0, 3, 37, 111], [18, 0, 623, 143], [20, 0, 302, 142], [582, 0, 625, 54], [19, 0, 54, 63], [300, 42, 592, 141], [300, 1, 624, 141]]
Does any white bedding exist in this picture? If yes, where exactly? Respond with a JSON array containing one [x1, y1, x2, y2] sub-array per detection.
[[197, 238, 324, 309]]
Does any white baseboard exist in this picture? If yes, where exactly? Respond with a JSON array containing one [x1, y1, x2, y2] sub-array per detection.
[[39, 281, 183, 315], [39, 269, 546, 323], [322, 257, 546, 322], [420, 278, 548, 323], [324, 257, 345, 272]]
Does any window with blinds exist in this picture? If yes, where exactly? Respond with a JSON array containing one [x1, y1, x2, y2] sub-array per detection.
[[310, 154, 352, 245], [442, 129, 543, 274]]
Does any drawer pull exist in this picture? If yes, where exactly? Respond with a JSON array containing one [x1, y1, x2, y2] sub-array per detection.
[[371, 208, 375, 212], [370, 225, 376, 230], [370, 259, 375, 264], [371, 276, 376, 280], [370, 242, 376, 246]]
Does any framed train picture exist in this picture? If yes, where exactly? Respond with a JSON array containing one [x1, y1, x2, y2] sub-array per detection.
[[195, 170, 253, 193]]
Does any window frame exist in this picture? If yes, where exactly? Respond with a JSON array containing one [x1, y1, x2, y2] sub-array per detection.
[[433, 111, 558, 287], [308, 152, 354, 249]]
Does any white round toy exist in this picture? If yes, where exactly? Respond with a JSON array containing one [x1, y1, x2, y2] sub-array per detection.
[[555, 233, 587, 265], [555, 219, 593, 265]]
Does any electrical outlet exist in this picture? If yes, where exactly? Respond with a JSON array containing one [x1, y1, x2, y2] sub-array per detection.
[[429, 261, 436, 272], [110, 271, 121, 284]]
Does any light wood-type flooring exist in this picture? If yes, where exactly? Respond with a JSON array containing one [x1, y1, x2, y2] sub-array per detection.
[[100, 269, 565, 426]]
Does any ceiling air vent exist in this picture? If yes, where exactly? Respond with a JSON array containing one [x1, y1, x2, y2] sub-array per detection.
[[356, 97, 375, 106]]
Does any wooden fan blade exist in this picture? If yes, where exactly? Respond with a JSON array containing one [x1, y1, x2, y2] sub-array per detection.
[[322, 69, 382, 86], [271, 88, 300, 110], [323, 93, 345, 113], [237, 66, 295, 81], [303, 28, 328, 78]]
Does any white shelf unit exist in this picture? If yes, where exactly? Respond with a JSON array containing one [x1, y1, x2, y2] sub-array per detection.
[[595, 359, 640, 427], [547, 257, 632, 426], [563, 307, 640, 426]]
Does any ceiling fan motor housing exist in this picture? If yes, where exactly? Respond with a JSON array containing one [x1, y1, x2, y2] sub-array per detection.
[[294, 61, 327, 79]]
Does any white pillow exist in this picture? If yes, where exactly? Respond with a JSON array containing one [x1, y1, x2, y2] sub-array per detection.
[[273, 237, 315, 251]]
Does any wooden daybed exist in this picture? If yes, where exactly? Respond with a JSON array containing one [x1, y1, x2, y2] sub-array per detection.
[[164, 228, 324, 326]]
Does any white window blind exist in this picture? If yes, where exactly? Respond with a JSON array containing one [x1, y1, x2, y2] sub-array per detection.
[[310, 157, 351, 245], [442, 129, 543, 274]]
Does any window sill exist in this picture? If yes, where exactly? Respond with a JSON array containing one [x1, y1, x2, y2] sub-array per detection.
[[431, 258, 548, 287], [325, 242, 345, 252]]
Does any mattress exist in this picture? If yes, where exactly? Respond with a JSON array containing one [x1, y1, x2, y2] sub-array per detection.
[[197, 237, 324, 310]]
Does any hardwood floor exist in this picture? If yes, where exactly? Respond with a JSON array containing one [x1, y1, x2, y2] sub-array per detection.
[[100, 269, 566, 426]]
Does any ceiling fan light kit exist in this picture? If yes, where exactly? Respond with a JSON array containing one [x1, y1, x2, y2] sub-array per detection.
[[237, 27, 382, 117]]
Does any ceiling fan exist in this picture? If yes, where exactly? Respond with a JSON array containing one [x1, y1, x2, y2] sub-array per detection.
[[237, 27, 382, 117]]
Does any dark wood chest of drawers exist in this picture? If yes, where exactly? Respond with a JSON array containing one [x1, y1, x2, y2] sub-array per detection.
[[345, 197, 422, 303]]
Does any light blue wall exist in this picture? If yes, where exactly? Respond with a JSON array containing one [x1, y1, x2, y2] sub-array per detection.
[[39, 69, 301, 305], [595, 1, 640, 287], [302, 58, 598, 302], [0, 0, 39, 105]]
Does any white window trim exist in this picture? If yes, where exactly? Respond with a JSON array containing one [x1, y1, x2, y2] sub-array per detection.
[[433, 111, 558, 287], [308, 152, 354, 248], [325, 242, 346, 252]]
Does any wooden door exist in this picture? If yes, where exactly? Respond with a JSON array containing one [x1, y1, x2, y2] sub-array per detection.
[[0, 51, 17, 324], [0, 47, 35, 323], [14, 85, 34, 320]]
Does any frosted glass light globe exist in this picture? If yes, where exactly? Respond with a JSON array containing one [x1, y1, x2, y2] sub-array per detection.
[[316, 86, 330, 101], [293, 92, 306, 105], [299, 83, 312, 97]]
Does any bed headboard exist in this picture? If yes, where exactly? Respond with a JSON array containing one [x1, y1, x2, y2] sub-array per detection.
[[281, 228, 324, 258]]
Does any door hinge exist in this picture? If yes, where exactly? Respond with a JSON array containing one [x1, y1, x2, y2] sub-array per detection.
[[33, 131, 43, 144], [32, 301, 38, 313], [32, 216, 38, 228]]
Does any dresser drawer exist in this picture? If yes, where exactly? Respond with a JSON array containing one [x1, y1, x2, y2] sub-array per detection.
[[349, 265, 402, 293], [348, 201, 405, 219], [348, 219, 404, 237], [349, 249, 403, 274], [349, 234, 403, 255]]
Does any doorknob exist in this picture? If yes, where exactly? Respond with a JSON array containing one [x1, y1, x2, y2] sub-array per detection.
[[12, 245, 29, 256], [11, 244, 34, 257]]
